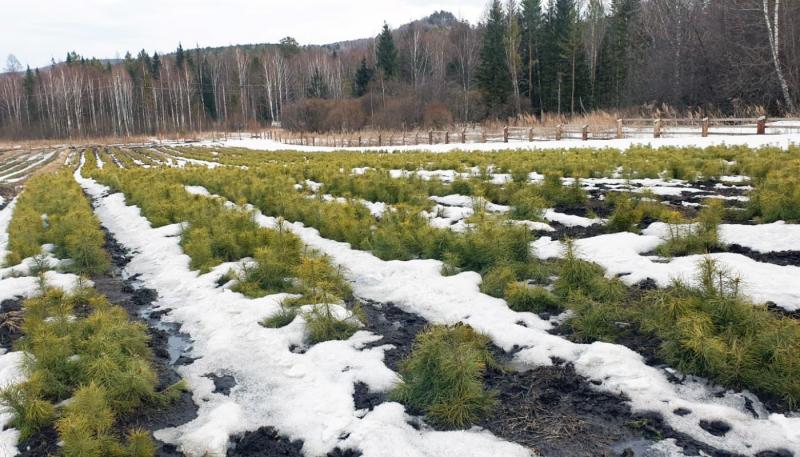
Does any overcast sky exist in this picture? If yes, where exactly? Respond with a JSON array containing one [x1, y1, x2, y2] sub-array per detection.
[[2, 0, 488, 69]]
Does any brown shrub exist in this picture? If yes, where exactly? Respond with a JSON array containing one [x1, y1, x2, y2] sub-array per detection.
[[372, 96, 418, 130], [325, 99, 367, 132], [282, 99, 329, 132], [422, 102, 454, 129]]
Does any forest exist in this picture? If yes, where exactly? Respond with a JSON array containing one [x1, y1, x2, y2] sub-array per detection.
[[0, 0, 798, 139]]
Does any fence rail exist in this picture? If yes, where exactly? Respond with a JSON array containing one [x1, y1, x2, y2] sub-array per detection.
[[243, 117, 800, 148]]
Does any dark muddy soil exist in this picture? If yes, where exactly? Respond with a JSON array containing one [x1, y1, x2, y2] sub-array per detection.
[[16, 426, 60, 457], [95, 228, 199, 456], [0, 298, 24, 351], [541, 222, 606, 242], [359, 299, 428, 371], [0, 186, 16, 208], [483, 363, 651, 457], [355, 298, 751, 457], [726, 244, 800, 267], [226, 427, 361, 457], [555, 195, 613, 219]]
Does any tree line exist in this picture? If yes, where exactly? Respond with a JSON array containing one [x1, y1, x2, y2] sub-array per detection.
[[0, 0, 798, 139]]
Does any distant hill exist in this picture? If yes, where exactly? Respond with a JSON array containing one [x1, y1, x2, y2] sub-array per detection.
[[323, 10, 459, 53]]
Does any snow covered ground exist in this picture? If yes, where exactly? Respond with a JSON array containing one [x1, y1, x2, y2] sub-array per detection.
[[177, 184, 800, 455], [423, 194, 602, 229], [0, 150, 57, 183], [77, 171, 533, 457], [644, 221, 800, 254], [185, 132, 800, 154], [0, 351, 25, 456], [533, 232, 800, 312]]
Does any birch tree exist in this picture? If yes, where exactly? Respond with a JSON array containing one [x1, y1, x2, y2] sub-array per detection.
[[763, 0, 796, 113]]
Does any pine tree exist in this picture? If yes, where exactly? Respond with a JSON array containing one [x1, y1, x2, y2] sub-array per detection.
[[376, 23, 399, 79], [477, 0, 513, 114], [520, 0, 544, 114], [353, 57, 374, 97], [596, 0, 640, 107], [279, 37, 301, 58]]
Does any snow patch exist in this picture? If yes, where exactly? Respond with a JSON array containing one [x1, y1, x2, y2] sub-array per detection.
[[75, 174, 531, 457]]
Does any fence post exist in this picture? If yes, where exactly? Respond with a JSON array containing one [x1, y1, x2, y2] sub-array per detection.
[[503, 126, 509, 143], [528, 128, 534, 142], [429, 130, 434, 145], [616, 119, 623, 139], [378, 134, 382, 147], [311, 137, 315, 147], [481, 130, 486, 143], [445, 131, 449, 144], [582, 125, 589, 141], [555, 124, 563, 141], [462, 129, 467, 143], [415, 133, 419, 145], [757, 116, 767, 135], [358, 136, 362, 147], [654, 119, 662, 139], [702, 118, 709, 137]]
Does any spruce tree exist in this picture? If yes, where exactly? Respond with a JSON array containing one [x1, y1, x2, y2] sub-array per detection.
[[200, 58, 217, 119], [176, 43, 185, 69], [376, 23, 399, 79], [151, 52, 161, 79], [597, 0, 640, 107], [23, 66, 37, 123], [521, 0, 544, 114], [559, 16, 590, 114], [353, 57, 374, 97], [477, 0, 513, 114], [540, 0, 590, 114], [307, 66, 329, 99]]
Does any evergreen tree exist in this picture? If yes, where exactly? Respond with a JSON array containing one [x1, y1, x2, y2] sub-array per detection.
[[520, 0, 544, 114], [279, 37, 301, 58], [477, 0, 512, 114], [307, 66, 330, 99], [559, 15, 590, 114], [151, 52, 161, 79], [176, 43, 185, 69], [200, 58, 217, 119], [137, 50, 152, 76], [540, 0, 590, 114], [353, 57, 374, 97], [65, 51, 79, 66], [23, 66, 37, 123], [596, 0, 640, 107], [376, 23, 399, 79]]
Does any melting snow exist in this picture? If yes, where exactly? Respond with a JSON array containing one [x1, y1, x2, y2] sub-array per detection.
[[644, 221, 800, 254], [185, 185, 800, 455], [535, 231, 800, 312], [75, 173, 531, 457]]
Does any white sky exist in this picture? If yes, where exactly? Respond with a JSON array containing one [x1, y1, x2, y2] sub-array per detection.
[[2, 0, 488, 69]]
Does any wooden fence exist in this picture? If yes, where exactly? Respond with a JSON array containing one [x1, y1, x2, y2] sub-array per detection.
[[241, 117, 800, 148]]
